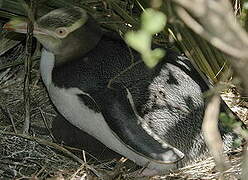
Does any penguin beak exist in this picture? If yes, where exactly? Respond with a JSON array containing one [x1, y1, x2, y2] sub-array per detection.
[[3, 18, 49, 36]]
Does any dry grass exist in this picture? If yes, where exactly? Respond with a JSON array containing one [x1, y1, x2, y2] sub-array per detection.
[[0, 1, 248, 179], [0, 40, 247, 180]]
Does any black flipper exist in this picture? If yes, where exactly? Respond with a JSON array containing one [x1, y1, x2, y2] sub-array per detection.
[[96, 87, 185, 164]]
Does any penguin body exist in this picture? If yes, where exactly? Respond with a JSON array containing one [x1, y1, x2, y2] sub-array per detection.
[[3, 7, 236, 175], [39, 45, 181, 172]]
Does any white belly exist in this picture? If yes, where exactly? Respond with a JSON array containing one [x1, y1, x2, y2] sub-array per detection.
[[39, 49, 177, 174]]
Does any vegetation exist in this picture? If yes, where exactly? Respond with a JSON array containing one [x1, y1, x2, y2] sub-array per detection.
[[0, 0, 248, 179]]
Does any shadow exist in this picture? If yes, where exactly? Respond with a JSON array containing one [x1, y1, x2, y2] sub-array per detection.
[[52, 113, 122, 162]]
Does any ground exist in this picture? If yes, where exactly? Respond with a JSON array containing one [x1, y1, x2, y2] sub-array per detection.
[[0, 39, 247, 180]]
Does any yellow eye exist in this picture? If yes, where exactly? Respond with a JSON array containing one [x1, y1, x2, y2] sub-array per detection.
[[55, 27, 68, 38]]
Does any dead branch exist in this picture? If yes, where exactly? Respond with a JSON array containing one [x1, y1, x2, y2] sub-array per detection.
[[173, 0, 248, 96], [23, 0, 35, 134], [202, 95, 231, 177]]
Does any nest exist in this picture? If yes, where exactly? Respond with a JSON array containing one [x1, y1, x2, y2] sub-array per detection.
[[0, 30, 248, 180], [0, 134, 80, 179]]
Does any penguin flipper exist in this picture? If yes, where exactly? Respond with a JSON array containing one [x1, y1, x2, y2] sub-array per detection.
[[97, 87, 185, 164]]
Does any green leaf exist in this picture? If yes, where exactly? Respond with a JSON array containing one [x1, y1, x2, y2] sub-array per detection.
[[244, 2, 248, 10], [142, 48, 165, 68], [125, 8, 166, 68], [151, 48, 165, 60], [125, 30, 151, 53], [141, 8, 166, 34]]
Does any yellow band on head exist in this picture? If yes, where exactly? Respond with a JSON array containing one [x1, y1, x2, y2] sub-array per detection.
[[67, 9, 88, 34]]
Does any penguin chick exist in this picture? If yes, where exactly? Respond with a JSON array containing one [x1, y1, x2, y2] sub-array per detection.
[[3, 7, 238, 175]]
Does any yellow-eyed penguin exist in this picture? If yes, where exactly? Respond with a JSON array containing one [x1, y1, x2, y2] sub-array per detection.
[[3, 7, 236, 176]]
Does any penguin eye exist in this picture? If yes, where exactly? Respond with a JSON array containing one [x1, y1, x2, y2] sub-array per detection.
[[55, 27, 68, 38]]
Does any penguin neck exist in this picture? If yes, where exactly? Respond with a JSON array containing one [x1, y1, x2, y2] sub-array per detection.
[[54, 16, 103, 67], [40, 48, 55, 87]]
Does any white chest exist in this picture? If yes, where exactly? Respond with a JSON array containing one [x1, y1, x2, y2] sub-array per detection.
[[39, 49, 107, 137]]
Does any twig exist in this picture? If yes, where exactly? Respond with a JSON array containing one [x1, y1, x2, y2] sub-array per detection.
[[82, 150, 87, 163], [231, 118, 248, 180], [202, 95, 231, 178], [6, 107, 17, 134], [38, 107, 56, 142], [22, 0, 36, 134], [0, 56, 40, 71], [0, 130, 102, 179], [35, 166, 46, 178], [69, 164, 86, 180], [107, 60, 142, 89], [111, 157, 127, 177], [241, 143, 248, 180], [172, 0, 248, 96], [0, 105, 17, 133]]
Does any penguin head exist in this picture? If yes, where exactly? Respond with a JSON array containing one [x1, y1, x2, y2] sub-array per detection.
[[34, 7, 90, 54], [3, 7, 102, 63]]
